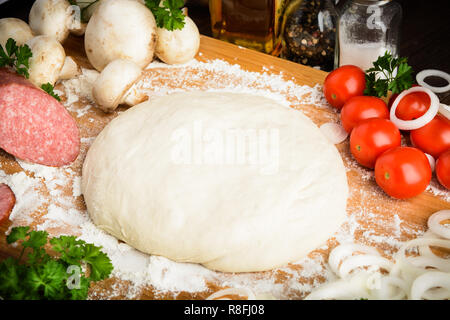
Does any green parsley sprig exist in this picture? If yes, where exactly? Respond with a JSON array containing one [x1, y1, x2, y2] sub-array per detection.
[[0, 38, 33, 78], [364, 51, 414, 98], [41, 83, 61, 101], [145, 0, 186, 31], [0, 226, 113, 300]]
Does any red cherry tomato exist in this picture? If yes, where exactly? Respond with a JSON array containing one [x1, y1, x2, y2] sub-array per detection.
[[323, 65, 366, 110], [340, 96, 389, 133], [410, 115, 450, 159], [375, 147, 432, 199], [436, 150, 450, 190], [395, 91, 430, 121], [350, 118, 401, 169], [388, 84, 420, 110]]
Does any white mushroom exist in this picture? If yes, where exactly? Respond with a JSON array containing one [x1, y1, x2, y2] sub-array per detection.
[[26, 35, 66, 87], [0, 18, 34, 48], [84, 0, 157, 71], [29, 0, 87, 43], [155, 16, 200, 65], [92, 59, 147, 112]]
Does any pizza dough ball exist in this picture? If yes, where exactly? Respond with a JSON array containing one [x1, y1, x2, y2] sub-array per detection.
[[82, 92, 348, 272]]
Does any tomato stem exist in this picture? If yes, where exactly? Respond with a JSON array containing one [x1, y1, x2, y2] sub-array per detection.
[[384, 172, 390, 180]]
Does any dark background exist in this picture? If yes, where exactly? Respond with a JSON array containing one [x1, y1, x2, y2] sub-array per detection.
[[1, 0, 449, 102]]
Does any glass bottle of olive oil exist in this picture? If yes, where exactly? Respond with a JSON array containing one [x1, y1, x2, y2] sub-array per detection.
[[209, 0, 288, 55]]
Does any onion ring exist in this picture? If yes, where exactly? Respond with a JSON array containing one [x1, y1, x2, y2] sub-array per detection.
[[390, 86, 440, 130], [406, 256, 450, 273], [416, 69, 450, 93], [422, 287, 450, 300], [428, 210, 450, 239], [319, 122, 349, 145], [304, 273, 371, 300], [370, 275, 408, 300], [410, 271, 450, 300], [328, 243, 380, 275], [338, 255, 393, 278], [425, 154, 436, 172], [439, 103, 450, 120]]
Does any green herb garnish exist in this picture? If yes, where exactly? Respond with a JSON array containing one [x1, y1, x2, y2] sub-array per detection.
[[364, 51, 414, 98], [41, 83, 61, 101], [0, 226, 113, 300], [145, 0, 186, 31], [0, 38, 33, 78]]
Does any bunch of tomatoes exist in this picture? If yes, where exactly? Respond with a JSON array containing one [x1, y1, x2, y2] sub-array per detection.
[[323, 65, 450, 199]]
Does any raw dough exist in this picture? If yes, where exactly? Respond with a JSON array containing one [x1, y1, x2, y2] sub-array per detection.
[[82, 92, 348, 272]]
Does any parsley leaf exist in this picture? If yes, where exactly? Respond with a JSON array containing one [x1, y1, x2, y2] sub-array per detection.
[[0, 227, 113, 300], [364, 51, 414, 98], [6, 226, 30, 244], [0, 38, 33, 78], [145, 0, 185, 31], [41, 83, 61, 101], [82, 243, 113, 281]]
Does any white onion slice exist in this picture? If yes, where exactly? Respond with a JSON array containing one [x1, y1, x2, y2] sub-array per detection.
[[439, 103, 450, 120], [406, 256, 450, 273], [390, 86, 440, 130], [206, 287, 256, 300], [328, 243, 380, 275], [396, 238, 450, 260], [416, 69, 450, 94], [422, 287, 450, 300], [319, 122, 349, 145], [370, 275, 409, 300], [425, 153, 436, 172], [304, 273, 371, 300], [410, 271, 450, 300], [338, 255, 393, 278], [418, 230, 443, 257], [428, 210, 450, 239]]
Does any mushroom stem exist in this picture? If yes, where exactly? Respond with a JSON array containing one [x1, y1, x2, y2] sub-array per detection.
[[92, 59, 146, 112], [59, 56, 81, 80], [122, 86, 148, 107]]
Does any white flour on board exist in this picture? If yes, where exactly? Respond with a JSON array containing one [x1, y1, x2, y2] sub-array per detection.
[[1, 57, 449, 299]]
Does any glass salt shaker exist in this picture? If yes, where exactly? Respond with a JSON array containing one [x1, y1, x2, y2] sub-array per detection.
[[337, 0, 402, 71]]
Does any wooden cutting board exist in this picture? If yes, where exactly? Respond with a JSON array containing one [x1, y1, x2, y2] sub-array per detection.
[[0, 35, 448, 300]]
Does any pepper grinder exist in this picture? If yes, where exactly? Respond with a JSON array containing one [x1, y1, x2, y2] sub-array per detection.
[[337, 0, 402, 71]]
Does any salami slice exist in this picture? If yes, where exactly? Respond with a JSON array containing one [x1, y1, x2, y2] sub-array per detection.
[[0, 183, 15, 225], [0, 68, 80, 166]]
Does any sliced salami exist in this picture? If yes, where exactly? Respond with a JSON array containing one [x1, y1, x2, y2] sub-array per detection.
[[0, 183, 15, 225], [0, 68, 80, 166]]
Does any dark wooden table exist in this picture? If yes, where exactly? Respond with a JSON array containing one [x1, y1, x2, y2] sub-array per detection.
[[1, 0, 449, 103]]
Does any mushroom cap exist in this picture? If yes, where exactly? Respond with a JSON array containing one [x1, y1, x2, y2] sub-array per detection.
[[92, 59, 142, 113], [26, 35, 66, 87], [0, 18, 34, 48], [85, 0, 157, 72], [29, 0, 71, 43], [155, 16, 200, 65]]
